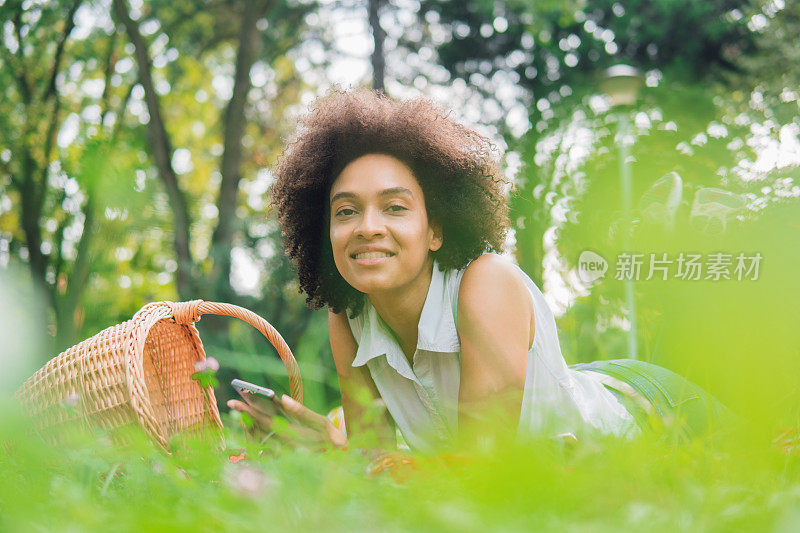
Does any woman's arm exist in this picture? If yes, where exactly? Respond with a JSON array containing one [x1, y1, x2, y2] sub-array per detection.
[[456, 254, 533, 443], [328, 309, 396, 447], [227, 310, 393, 450]]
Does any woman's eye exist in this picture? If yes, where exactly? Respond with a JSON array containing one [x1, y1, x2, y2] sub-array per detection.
[[336, 208, 356, 217], [387, 205, 407, 213]]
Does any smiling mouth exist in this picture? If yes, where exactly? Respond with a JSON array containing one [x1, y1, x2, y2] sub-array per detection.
[[350, 251, 395, 260]]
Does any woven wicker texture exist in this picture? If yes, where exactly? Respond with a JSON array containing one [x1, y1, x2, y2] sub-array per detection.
[[17, 300, 303, 450]]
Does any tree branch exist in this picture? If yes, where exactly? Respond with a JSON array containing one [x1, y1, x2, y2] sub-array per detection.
[[12, 8, 32, 105], [42, 0, 82, 100], [51, 201, 95, 350], [100, 31, 119, 126], [35, 95, 62, 206], [64, 200, 95, 309], [35, 0, 83, 215], [53, 207, 69, 286], [196, 30, 241, 57], [112, 82, 136, 141], [19, 154, 47, 290], [369, 0, 386, 92], [113, 0, 194, 298]]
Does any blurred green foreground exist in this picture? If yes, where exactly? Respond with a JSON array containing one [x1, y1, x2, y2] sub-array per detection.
[[1, 396, 799, 532], [2, 0, 800, 529]]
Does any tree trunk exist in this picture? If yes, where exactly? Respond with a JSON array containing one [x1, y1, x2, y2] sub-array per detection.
[[368, 0, 385, 92], [112, 0, 194, 299], [18, 154, 46, 288], [510, 190, 546, 289], [209, 0, 267, 301], [54, 202, 95, 350], [510, 132, 547, 288]]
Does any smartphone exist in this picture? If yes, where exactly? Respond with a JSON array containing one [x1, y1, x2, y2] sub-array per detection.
[[231, 379, 290, 418]]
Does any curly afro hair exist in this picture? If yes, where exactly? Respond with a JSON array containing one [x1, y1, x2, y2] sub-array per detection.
[[270, 87, 510, 317]]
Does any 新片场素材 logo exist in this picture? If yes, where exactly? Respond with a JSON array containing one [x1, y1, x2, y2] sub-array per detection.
[[577, 249, 762, 282], [578, 250, 608, 283]]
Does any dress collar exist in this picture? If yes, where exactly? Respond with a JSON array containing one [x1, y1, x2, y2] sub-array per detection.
[[351, 259, 461, 380]]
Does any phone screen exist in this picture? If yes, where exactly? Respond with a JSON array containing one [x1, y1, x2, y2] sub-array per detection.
[[231, 379, 288, 418]]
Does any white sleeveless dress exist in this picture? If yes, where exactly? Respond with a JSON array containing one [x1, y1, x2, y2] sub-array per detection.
[[347, 255, 638, 453]]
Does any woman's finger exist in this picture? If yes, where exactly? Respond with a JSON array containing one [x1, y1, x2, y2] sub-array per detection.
[[279, 395, 329, 430], [280, 395, 348, 448], [229, 397, 346, 448], [227, 399, 274, 433]]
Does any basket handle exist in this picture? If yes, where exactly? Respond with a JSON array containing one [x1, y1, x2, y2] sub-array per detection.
[[170, 300, 303, 403]]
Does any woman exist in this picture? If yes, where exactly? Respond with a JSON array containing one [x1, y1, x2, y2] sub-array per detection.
[[228, 88, 729, 453]]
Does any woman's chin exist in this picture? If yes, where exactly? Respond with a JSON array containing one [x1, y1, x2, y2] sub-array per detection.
[[350, 281, 390, 295], [346, 275, 397, 296]]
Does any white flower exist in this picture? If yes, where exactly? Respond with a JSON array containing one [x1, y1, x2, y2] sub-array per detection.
[[225, 464, 273, 498], [194, 356, 220, 373], [61, 390, 80, 409]]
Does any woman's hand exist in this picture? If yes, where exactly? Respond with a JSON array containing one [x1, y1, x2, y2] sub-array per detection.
[[227, 395, 348, 449]]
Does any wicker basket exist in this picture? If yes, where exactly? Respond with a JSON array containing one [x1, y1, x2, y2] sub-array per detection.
[[16, 300, 303, 450]]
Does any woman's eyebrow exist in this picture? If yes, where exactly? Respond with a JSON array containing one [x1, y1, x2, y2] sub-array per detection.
[[330, 191, 356, 205], [379, 186, 413, 198], [330, 187, 413, 205]]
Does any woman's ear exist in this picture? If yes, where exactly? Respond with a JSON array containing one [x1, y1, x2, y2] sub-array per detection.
[[429, 223, 443, 252]]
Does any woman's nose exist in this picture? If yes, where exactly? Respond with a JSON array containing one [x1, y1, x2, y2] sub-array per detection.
[[355, 207, 386, 238]]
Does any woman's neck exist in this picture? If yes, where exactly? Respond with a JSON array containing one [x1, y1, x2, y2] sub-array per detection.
[[368, 258, 434, 360]]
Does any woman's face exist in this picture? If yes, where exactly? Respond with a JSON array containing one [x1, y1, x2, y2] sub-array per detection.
[[329, 153, 442, 296]]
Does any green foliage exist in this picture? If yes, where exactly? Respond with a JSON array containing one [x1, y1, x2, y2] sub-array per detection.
[[415, 2, 799, 410], [0, 0, 337, 408], [732, 1, 800, 117], [410, 1, 760, 310], [1, 398, 799, 530], [419, 0, 753, 111], [3, 0, 800, 476]]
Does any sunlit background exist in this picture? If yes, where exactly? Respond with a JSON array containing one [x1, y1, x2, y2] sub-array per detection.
[[1, 0, 798, 432]]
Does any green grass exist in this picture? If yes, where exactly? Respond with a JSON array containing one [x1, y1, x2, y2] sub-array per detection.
[[1, 397, 798, 532]]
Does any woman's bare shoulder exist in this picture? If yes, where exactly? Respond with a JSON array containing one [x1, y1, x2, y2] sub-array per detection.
[[458, 253, 528, 304], [456, 254, 532, 391], [457, 252, 534, 344]]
